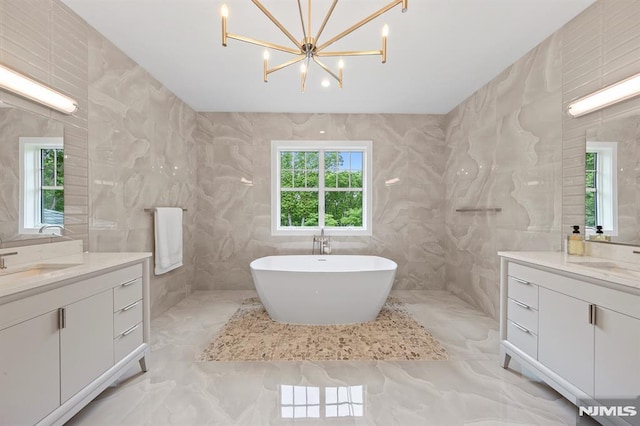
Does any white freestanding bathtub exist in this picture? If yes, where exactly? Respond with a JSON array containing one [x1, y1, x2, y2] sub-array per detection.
[[249, 255, 397, 325]]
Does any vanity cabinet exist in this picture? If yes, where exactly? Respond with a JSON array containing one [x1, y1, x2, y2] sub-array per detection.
[[0, 310, 60, 426], [60, 289, 114, 403], [538, 287, 594, 395], [594, 306, 640, 398], [0, 257, 150, 426], [500, 254, 640, 425]]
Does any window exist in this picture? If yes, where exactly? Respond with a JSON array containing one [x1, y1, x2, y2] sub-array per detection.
[[280, 385, 320, 419], [271, 140, 372, 236], [19, 137, 64, 233], [279, 385, 365, 419], [325, 385, 364, 418], [585, 141, 617, 235]]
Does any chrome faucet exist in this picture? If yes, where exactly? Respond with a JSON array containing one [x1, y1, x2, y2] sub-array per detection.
[[39, 224, 65, 235], [0, 251, 18, 270], [313, 228, 331, 255]]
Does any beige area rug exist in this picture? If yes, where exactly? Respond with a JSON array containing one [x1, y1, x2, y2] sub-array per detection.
[[199, 297, 448, 362]]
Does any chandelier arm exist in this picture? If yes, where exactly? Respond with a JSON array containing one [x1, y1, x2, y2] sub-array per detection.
[[316, 50, 382, 57], [315, 0, 403, 52], [312, 57, 341, 84], [226, 34, 300, 55], [251, 0, 302, 49], [315, 0, 339, 44], [267, 56, 306, 76], [296, 0, 308, 41], [308, 0, 312, 37]]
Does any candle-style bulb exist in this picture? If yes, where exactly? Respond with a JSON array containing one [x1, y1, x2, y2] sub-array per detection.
[[263, 50, 269, 60], [221, 4, 228, 46], [382, 24, 389, 38], [338, 59, 344, 69]]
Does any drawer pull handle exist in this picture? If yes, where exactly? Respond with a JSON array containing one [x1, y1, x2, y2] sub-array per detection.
[[58, 308, 66, 329], [122, 324, 139, 337], [512, 321, 530, 334], [589, 304, 597, 325], [121, 279, 138, 287], [512, 299, 530, 309], [511, 277, 530, 285], [122, 301, 140, 312]]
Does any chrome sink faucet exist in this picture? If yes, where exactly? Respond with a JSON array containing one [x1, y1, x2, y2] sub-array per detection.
[[39, 224, 65, 235], [0, 251, 18, 270]]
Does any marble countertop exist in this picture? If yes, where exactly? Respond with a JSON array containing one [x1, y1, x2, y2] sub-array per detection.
[[0, 251, 151, 299], [498, 251, 640, 291]]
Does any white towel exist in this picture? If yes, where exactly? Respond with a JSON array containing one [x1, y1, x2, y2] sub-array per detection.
[[154, 207, 183, 275]]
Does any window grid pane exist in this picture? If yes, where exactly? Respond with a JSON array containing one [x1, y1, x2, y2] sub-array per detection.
[[276, 144, 368, 233], [585, 152, 598, 228], [280, 386, 321, 419], [40, 148, 64, 226]]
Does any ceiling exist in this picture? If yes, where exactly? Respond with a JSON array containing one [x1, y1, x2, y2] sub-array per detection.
[[61, 0, 595, 114]]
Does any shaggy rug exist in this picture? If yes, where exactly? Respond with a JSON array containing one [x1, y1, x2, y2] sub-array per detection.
[[199, 297, 448, 362]]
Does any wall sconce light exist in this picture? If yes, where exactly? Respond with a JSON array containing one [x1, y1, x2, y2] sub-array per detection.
[[567, 71, 640, 118], [0, 63, 78, 114]]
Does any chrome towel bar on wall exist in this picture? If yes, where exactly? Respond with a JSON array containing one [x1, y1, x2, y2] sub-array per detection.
[[144, 208, 188, 213], [455, 208, 502, 213]]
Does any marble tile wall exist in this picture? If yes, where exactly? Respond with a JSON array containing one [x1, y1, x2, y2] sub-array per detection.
[[0, 0, 90, 247], [444, 33, 564, 318], [0, 0, 198, 317], [194, 113, 446, 291], [445, 0, 640, 319], [87, 30, 198, 317]]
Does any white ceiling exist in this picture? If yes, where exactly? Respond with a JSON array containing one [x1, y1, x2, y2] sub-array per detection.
[[62, 0, 595, 114]]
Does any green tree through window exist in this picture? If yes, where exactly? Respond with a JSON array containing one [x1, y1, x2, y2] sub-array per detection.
[[585, 152, 597, 229], [279, 149, 365, 229]]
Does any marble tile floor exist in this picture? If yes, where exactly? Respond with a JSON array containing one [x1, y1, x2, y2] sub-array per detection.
[[67, 290, 598, 426]]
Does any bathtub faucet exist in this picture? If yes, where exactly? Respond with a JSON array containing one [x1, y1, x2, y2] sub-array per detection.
[[313, 228, 331, 255]]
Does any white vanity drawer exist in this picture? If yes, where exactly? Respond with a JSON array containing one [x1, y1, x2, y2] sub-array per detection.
[[114, 322, 143, 363], [507, 320, 538, 359], [113, 278, 142, 312], [113, 300, 142, 338], [508, 276, 538, 309], [507, 298, 538, 335]]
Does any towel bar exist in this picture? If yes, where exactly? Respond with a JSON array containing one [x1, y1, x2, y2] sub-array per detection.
[[144, 208, 188, 213], [455, 208, 502, 213]]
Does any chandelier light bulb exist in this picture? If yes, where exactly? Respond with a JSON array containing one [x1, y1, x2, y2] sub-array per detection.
[[221, 4, 228, 18], [321, 79, 330, 88], [382, 24, 389, 38], [301, 63, 307, 74], [338, 59, 345, 69], [263, 50, 269, 60]]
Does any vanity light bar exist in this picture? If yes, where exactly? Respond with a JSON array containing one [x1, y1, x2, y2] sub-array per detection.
[[567, 71, 640, 118], [0, 63, 78, 114]]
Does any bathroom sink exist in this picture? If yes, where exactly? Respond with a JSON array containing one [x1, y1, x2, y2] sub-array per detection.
[[570, 261, 640, 277], [0, 263, 76, 279]]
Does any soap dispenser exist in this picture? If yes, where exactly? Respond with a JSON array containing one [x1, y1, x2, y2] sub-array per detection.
[[567, 225, 585, 255], [591, 225, 611, 242]]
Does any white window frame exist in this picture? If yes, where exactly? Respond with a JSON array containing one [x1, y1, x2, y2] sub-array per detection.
[[19, 137, 64, 234], [585, 141, 618, 236], [271, 140, 373, 236]]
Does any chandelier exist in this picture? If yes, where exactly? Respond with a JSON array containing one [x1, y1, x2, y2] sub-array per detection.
[[220, 0, 408, 91]]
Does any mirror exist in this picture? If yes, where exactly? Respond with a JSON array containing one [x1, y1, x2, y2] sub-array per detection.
[[0, 103, 64, 243], [585, 115, 640, 245]]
